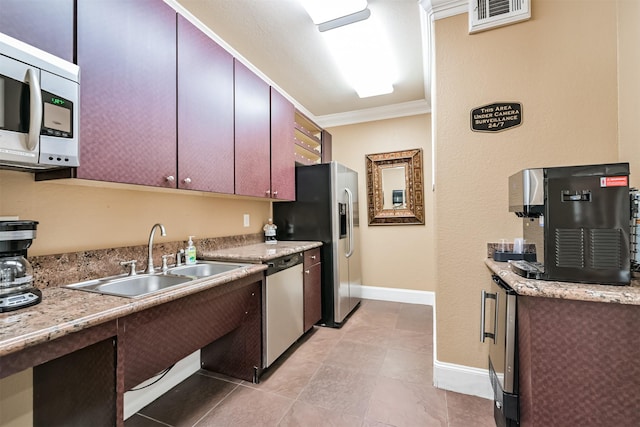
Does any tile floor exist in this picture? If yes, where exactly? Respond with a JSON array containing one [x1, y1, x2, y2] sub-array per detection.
[[125, 299, 495, 427]]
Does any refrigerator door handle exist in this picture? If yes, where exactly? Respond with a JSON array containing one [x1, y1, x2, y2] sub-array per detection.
[[345, 188, 354, 258]]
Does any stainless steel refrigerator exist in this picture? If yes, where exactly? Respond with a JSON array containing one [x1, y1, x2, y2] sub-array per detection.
[[273, 161, 362, 327]]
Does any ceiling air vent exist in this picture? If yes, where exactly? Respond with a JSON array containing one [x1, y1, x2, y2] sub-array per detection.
[[469, 0, 531, 34]]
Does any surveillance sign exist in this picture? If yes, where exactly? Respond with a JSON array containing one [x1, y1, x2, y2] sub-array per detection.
[[471, 102, 522, 133]]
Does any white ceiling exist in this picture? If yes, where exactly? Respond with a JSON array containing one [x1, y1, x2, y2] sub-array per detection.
[[173, 0, 431, 126]]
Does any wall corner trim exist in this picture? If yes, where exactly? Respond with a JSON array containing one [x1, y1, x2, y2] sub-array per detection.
[[359, 285, 434, 306], [433, 359, 493, 400]]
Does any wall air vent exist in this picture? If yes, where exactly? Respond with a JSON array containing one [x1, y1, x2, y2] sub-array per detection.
[[469, 0, 531, 34]]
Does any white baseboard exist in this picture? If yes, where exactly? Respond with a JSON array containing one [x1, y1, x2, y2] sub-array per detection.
[[360, 285, 434, 306], [123, 350, 201, 419], [433, 359, 493, 400]]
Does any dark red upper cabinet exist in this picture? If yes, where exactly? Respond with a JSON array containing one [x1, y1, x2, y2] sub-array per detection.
[[234, 60, 271, 198], [177, 16, 234, 194], [0, 0, 74, 62], [76, 0, 177, 187], [270, 88, 295, 201]]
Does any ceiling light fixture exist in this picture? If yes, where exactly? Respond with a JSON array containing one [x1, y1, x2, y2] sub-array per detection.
[[321, 17, 396, 98], [318, 9, 371, 32], [298, 0, 396, 99], [299, 0, 368, 25]]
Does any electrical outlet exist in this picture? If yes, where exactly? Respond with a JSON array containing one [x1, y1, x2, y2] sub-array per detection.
[[243, 214, 250, 227]]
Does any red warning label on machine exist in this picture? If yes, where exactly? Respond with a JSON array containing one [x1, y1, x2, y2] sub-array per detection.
[[600, 176, 628, 187]]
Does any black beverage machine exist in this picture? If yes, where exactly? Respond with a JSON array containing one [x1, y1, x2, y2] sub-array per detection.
[[508, 163, 630, 285]]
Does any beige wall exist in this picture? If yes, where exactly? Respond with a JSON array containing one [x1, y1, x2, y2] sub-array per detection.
[[0, 370, 32, 427], [433, 1, 621, 367], [329, 114, 436, 292], [0, 171, 271, 256], [618, 0, 640, 186]]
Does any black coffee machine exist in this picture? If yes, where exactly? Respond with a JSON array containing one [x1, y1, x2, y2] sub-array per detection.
[[0, 220, 42, 312]]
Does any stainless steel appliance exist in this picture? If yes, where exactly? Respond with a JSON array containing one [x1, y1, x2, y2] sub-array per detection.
[[263, 253, 304, 367], [481, 275, 519, 427], [508, 163, 631, 285], [0, 220, 41, 312], [273, 161, 362, 327], [0, 32, 79, 170]]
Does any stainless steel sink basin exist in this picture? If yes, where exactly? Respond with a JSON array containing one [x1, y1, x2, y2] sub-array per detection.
[[66, 261, 251, 298], [67, 274, 193, 298], [96, 274, 191, 297], [167, 261, 247, 278]]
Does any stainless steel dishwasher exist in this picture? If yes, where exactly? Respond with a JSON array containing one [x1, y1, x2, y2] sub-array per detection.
[[263, 253, 304, 368]]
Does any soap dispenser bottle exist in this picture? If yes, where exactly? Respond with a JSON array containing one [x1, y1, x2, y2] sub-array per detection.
[[185, 236, 196, 265]]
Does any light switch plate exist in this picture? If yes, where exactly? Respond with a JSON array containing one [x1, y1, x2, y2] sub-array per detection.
[[243, 214, 250, 227]]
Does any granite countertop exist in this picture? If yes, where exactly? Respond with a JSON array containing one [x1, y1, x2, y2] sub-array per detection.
[[200, 241, 323, 263], [485, 258, 640, 305], [0, 263, 266, 357]]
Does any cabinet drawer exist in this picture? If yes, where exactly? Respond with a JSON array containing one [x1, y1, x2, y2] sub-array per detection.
[[304, 247, 321, 267]]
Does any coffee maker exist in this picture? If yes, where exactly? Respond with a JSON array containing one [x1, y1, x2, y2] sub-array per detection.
[[0, 220, 42, 312], [508, 163, 631, 285]]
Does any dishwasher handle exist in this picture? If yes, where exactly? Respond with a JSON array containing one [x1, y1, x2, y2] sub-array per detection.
[[265, 253, 302, 275]]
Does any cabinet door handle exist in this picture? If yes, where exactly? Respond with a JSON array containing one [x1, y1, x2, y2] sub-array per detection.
[[305, 270, 310, 274], [165, 175, 175, 182], [183, 177, 192, 184], [265, 189, 271, 196], [272, 190, 278, 197], [311, 255, 316, 260]]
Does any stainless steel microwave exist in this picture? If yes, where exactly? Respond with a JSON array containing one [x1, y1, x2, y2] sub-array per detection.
[[0, 32, 79, 170]]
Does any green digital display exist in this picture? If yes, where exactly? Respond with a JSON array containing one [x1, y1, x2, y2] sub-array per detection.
[[51, 97, 65, 106]]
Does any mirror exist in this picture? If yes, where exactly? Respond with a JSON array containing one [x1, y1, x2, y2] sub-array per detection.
[[365, 149, 424, 225]]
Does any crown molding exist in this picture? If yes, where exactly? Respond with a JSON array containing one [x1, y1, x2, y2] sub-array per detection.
[[420, 0, 468, 20], [315, 99, 431, 128]]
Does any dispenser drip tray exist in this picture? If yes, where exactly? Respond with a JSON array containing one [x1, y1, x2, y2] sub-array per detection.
[[493, 251, 537, 262]]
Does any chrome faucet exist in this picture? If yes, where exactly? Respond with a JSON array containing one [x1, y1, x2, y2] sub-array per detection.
[[146, 223, 166, 273]]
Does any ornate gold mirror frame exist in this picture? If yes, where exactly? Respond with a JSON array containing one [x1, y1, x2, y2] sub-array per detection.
[[365, 149, 425, 225]]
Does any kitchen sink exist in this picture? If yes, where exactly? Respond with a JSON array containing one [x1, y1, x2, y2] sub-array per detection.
[[67, 274, 193, 298], [94, 274, 192, 297], [166, 261, 247, 278], [65, 261, 252, 298]]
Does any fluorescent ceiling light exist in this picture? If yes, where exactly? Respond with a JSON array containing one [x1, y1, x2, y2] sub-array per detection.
[[318, 9, 371, 32], [321, 15, 396, 98], [299, 0, 368, 24]]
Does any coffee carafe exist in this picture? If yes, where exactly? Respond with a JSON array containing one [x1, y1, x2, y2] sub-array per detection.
[[0, 220, 42, 312]]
